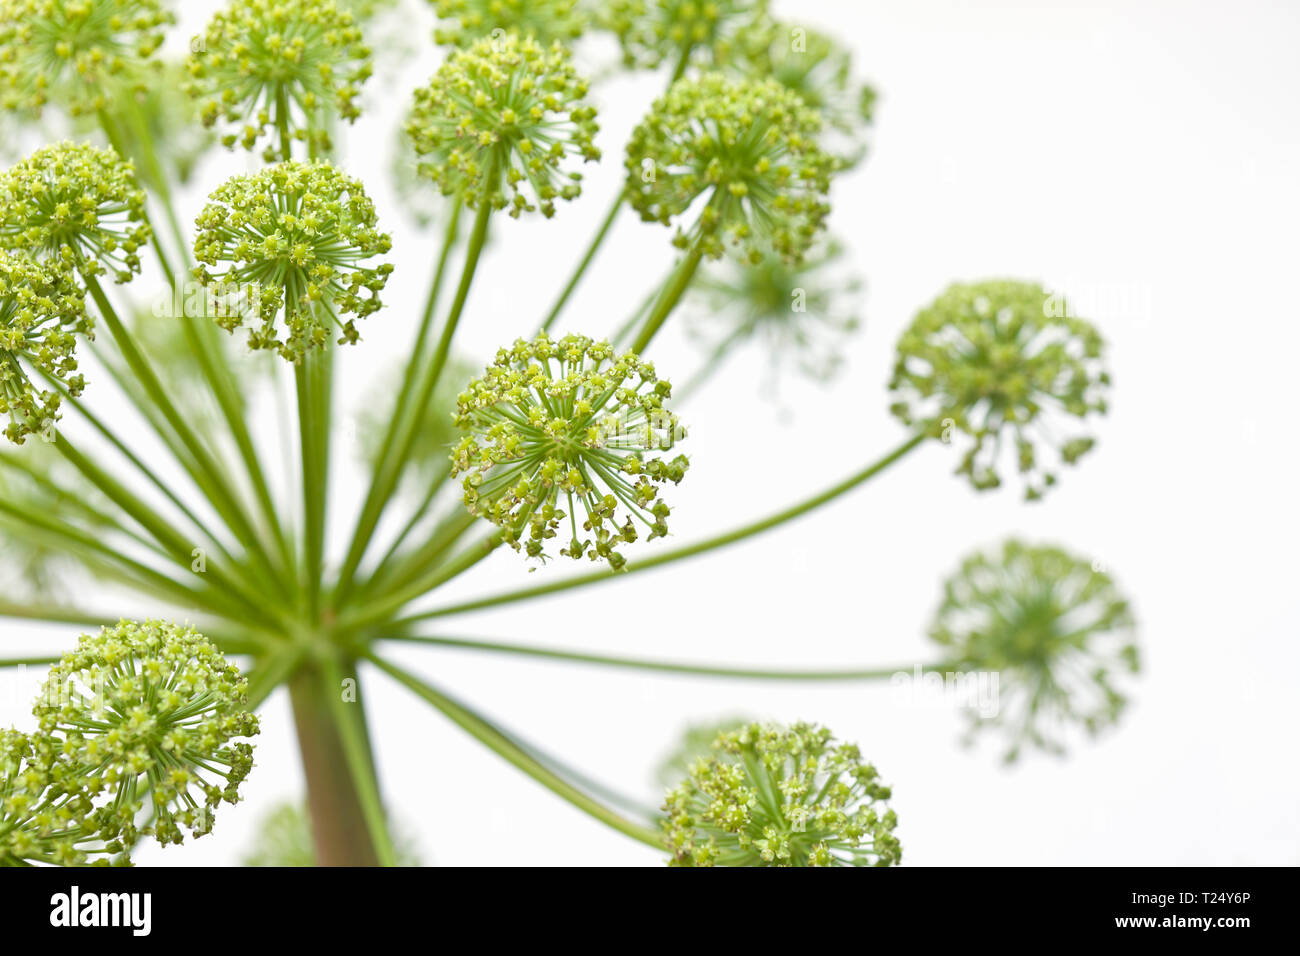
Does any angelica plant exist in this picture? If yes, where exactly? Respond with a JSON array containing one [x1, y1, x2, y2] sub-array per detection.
[[0, 0, 1140, 868]]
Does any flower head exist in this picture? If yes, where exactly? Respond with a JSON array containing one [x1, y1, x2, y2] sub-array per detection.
[[731, 20, 876, 168], [451, 332, 688, 569], [889, 280, 1110, 499], [625, 73, 835, 262], [687, 236, 861, 385], [930, 540, 1140, 763], [186, 0, 373, 161], [0, 141, 150, 283], [1, 728, 109, 866], [600, 0, 768, 71], [0, 250, 90, 444], [0, 0, 173, 117], [407, 34, 599, 218], [34, 620, 259, 847], [193, 160, 393, 361], [663, 721, 901, 867], [428, 0, 586, 48]]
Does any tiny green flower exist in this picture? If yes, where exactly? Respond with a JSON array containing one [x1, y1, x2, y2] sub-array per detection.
[[599, 0, 769, 71], [625, 73, 836, 262], [663, 721, 901, 867], [192, 160, 394, 361], [731, 20, 876, 168], [930, 539, 1140, 763], [1, 728, 111, 866], [34, 619, 259, 848], [0, 141, 150, 283], [427, 0, 586, 48], [0, 250, 90, 444], [406, 33, 600, 218], [654, 715, 752, 788], [889, 280, 1111, 499], [451, 332, 688, 569], [186, 0, 374, 162], [687, 236, 861, 384], [0, 0, 174, 117]]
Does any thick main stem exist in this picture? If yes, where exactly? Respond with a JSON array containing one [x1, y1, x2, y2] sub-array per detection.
[[288, 665, 382, 867]]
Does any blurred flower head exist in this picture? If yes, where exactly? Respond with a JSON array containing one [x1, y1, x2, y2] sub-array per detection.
[[600, 0, 769, 71], [687, 236, 861, 385], [625, 73, 835, 262], [930, 539, 1140, 762], [663, 721, 901, 866], [0, 249, 90, 443], [889, 279, 1110, 499], [451, 332, 688, 569], [186, 0, 373, 161], [428, 0, 586, 48], [406, 33, 600, 218], [0, 141, 150, 283], [193, 160, 393, 361], [0, 0, 173, 117], [730, 19, 875, 168]]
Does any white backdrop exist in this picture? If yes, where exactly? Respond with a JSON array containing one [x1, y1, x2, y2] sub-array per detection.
[[2, 0, 1298, 866]]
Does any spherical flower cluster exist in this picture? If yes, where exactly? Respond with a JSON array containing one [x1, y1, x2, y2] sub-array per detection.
[[600, 0, 769, 71], [192, 161, 393, 361], [687, 236, 861, 384], [732, 21, 876, 168], [625, 73, 836, 262], [0, 141, 150, 283], [451, 333, 689, 569], [406, 34, 600, 218], [428, 0, 585, 48], [186, 0, 373, 161], [0, 728, 106, 866], [889, 280, 1111, 500], [34, 620, 259, 847], [0, 0, 173, 117], [930, 540, 1140, 763], [0, 251, 90, 444], [662, 722, 901, 867]]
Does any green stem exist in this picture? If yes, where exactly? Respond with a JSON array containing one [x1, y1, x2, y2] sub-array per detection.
[[629, 246, 705, 353], [396, 433, 926, 625], [538, 187, 624, 333], [0, 657, 62, 668], [0, 600, 129, 628], [370, 654, 663, 850], [276, 86, 293, 161], [333, 198, 492, 607], [296, 339, 333, 619], [287, 663, 390, 866], [385, 635, 922, 681], [84, 274, 292, 604]]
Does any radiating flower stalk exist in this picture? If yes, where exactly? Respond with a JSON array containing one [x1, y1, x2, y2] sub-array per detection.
[[0, 0, 1138, 867]]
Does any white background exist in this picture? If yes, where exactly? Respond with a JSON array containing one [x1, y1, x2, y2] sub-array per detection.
[[3, 0, 1298, 866]]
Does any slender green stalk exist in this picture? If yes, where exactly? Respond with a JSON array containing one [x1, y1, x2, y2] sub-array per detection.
[[84, 274, 292, 603], [385, 635, 922, 681], [630, 245, 705, 353], [358, 510, 476, 604], [296, 337, 333, 619], [395, 433, 926, 625], [330, 202, 462, 605], [370, 655, 663, 850], [360, 464, 455, 589], [0, 600, 129, 628], [538, 187, 625, 333], [0, 656, 62, 668], [333, 199, 493, 606]]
